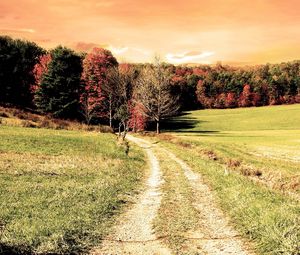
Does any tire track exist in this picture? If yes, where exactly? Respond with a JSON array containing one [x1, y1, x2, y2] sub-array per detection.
[[165, 148, 255, 255], [92, 135, 171, 255]]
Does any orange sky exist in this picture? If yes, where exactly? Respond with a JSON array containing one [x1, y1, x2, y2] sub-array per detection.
[[1, 0, 300, 65]]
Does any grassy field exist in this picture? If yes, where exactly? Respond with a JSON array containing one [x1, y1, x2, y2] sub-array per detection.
[[0, 125, 145, 254], [152, 104, 300, 254], [164, 104, 300, 195]]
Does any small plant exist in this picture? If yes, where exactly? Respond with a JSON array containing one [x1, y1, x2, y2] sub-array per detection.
[[0, 112, 9, 118], [21, 120, 36, 128], [38, 119, 51, 129], [53, 119, 70, 130], [226, 158, 241, 168]]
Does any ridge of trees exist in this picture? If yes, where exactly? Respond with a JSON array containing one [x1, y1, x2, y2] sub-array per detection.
[[1, 36, 300, 134]]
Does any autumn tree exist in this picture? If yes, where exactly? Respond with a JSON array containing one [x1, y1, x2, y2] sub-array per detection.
[[35, 46, 83, 119], [0, 36, 44, 107], [80, 48, 118, 125], [128, 102, 147, 132], [135, 58, 180, 134], [32, 53, 51, 93], [225, 92, 237, 108], [238, 84, 252, 107]]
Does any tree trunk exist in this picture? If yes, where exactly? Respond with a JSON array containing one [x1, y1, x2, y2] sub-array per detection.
[[156, 120, 160, 134], [118, 123, 122, 138], [109, 99, 112, 128]]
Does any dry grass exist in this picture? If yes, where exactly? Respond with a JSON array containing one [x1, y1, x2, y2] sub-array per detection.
[[0, 106, 113, 133]]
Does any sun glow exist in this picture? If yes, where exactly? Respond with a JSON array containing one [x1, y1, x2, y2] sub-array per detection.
[[1, 0, 300, 64]]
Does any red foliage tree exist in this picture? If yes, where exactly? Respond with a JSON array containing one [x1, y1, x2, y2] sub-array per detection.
[[214, 93, 226, 108], [252, 92, 262, 106], [225, 92, 237, 108], [192, 67, 207, 76], [128, 101, 147, 132], [80, 48, 118, 124], [196, 80, 213, 108], [238, 84, 252, 107], [32, 54, 51, 93]]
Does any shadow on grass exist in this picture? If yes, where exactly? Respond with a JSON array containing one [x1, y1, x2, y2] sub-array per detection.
[[0, 242, 89, 255], [160, 113, 219, 135], [0, 244, 34, 255]]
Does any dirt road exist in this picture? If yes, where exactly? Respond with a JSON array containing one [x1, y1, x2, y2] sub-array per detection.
[[93, 135, 254, 255]]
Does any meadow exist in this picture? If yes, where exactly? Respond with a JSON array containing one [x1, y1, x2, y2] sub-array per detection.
[[153, 104, 300, 254], [164, 104, 300, 195], [0, 125, 144, 254]]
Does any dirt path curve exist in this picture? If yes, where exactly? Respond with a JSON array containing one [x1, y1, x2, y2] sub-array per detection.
[[164, 149, 255, 255], [92, 135, 171, 255]]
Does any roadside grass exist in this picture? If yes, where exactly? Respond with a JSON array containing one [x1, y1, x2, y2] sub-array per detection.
[[153, 147, 199, 255], [0, 125, 145, 254], [152, 140, 300, 255]]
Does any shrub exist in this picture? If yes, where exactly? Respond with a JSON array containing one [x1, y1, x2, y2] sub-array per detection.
[[21, 120, 36, 128], [38, 119, 52, 129], [0, 112, 9, 118], [53, 119, 70, 130]]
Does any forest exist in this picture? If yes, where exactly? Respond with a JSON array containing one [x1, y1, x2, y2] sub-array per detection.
[[1, 35, 300, 133]]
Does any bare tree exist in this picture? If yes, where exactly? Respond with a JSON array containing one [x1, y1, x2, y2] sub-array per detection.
[[135, 57, 179, 134], [102, 67, 118, 128], [104, 65, 135, 139]]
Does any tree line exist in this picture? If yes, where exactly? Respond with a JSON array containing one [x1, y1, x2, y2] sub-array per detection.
[[0, 36, 178, 134], [1, 35, 300, 133]]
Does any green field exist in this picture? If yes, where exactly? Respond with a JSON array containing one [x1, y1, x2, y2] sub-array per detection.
[[164, 104, 300, 193], [154, 104, 300, 254], [0, 126, 144, 254]]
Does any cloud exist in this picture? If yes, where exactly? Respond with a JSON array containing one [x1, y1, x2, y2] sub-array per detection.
[[166, 51, 215, 64], [108, 46, 150, 56], [0, 28, 35, 33], [109, 46, 129, 55], [75, 42, 108, 52], [131, 47, 151, 56]]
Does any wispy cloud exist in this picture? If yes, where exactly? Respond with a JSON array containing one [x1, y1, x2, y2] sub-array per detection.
[[108, 46, 129, 55], [108, 46, 150, 57], [0, 28, 35, 33], [166, 51, 215, 64], [75, 42, 108, 52]]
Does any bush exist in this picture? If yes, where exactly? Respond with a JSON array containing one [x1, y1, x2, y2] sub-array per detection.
[[0, 112, 9, 118], [52, 119, 70, 130], [38, 119, 52, 129], [27, 115, 40, 123], [21, 120, 36, 128]]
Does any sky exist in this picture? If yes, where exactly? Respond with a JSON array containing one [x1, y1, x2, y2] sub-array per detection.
[[1, 0, 300, 65]]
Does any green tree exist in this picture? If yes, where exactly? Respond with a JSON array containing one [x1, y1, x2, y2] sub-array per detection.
[[0, 36, 44, 107], [35, 46, 83, 119]]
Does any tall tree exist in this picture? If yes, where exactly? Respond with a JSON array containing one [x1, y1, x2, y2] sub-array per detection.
[[80, 48, 118, 125], [0, 36, 44, 107], [105, 64, 136, 138], [135, 58, 180, 134], [32, 53, 52, 93], [35, 46, 83, 119]]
